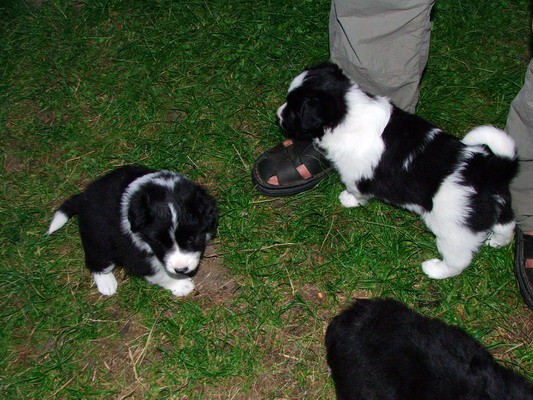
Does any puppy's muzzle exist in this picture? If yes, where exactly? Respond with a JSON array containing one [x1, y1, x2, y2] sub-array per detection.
[[165, 249, 201, 275]]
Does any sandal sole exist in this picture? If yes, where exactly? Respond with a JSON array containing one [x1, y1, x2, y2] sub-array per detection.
[[251, 166, 331, 196], [514, 227, 533, 309]]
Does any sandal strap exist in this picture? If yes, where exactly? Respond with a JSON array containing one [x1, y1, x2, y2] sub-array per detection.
[[289, 140, 331, 173], [270, 144, 309, 182], [523, 233, 533, 259], [252, 139, 333, 196], [264, 140, 330, 183]]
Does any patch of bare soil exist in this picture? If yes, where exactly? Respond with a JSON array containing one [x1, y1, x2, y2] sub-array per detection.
[[489, 307, 533, 370], [3, 154, 25, 173], [192, 244, 238, 306], [79, 314, 155, 399], [196, 283, 345, 399]]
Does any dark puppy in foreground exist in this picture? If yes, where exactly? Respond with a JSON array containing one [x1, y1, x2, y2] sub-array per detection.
[[48, 165, 217, 297], [326, 298, 533, 400]]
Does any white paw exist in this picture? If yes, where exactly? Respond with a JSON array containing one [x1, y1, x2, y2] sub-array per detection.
[[168, 278, 195, 297], [485, 235, 502, 248], [93, 272, 118, 296], [339, 190, 362, 208], [485, 233, 513, 248], [422, 259, 459, 280]]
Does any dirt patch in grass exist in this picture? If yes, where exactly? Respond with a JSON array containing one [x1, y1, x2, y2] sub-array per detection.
[[193, 244, 238, 306], [3, 154, 25, 173], [249, 290, 333, 398], [489, 307, 533, 371], [78, 312, 156, 398]]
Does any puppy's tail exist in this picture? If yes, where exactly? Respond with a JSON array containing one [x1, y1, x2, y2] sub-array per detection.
[[462, 125, 516, 159], [48, 194, 82, 235], [462, 125, 519, 185]]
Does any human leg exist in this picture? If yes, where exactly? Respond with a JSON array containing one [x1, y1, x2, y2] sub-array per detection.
[[329, 0, 436, 113], [253, 0, 435, 196], [506, 58, 533, 308]]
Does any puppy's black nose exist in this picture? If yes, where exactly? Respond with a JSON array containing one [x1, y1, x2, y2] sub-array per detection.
[[174, 267, 188, 274]]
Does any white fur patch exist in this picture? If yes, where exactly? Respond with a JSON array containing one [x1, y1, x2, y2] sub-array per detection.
[[423, 164, 473, 230], [48, 211, 69, 234], [402, 203, 426, 215], [318, 87, 392, 191], [462, 125, 515, 158], [145, 262, 195, 297], [421, 258, 458, 280], [93, 269, 118, 296], [339, 190, 366, 208], [486, 221, 515, 248], [421, 167, 485, 278], [164, 246, 201, 274], [277, 103, 287, 122], [168, 203, 178, 227]]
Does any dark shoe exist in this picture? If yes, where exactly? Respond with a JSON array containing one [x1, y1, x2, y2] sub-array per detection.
[[514, 227, 533, 309], [251, 139, 332, 196]]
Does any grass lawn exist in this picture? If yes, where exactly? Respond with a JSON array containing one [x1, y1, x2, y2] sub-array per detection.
[[1, 0, 531, 398]]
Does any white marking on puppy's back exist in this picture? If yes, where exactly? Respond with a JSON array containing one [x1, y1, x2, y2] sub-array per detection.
[[48, 211, 69, 234], [403, 128, 442, 171], [462, 125, 515, 158]]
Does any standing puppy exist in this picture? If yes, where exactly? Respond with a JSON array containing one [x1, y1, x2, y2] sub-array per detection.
[[48, 165, 218, 297], [277, 62, 518, 279], [326, 298, 533, 400]]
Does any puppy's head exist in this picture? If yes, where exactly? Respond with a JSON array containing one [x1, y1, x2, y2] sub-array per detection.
[[125, 173, 217, 275], [277, 62, 351, 140]]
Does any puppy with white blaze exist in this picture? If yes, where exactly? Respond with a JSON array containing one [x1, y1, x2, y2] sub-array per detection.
[[277, 62, 519, 279], [326, 298, 533, 400], [48, 165, 218, 297]]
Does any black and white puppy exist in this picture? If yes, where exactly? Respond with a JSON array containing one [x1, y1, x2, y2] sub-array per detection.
[[326, 298, 533, 400], [48, 165, 218, 297], [277, 62, 519, 279]]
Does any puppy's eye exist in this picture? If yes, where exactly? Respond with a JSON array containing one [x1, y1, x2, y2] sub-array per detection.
[[175, 233, 193, 245], [155, 231, 173, 247], [187, 235, 204, 247]]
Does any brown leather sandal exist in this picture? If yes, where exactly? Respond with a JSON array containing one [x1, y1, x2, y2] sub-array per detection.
[[251, 139, 332, 196]]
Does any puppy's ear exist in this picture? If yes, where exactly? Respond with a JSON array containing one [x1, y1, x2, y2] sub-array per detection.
[[195, 188, 218, 234], [300, 96, 323, 136], [128, 187, 167, 232], [300, 93, 339, 138], [128, 191, 152, 232]]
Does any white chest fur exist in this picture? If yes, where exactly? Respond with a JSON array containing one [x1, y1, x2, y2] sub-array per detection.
[[317, 89, 391, 189]]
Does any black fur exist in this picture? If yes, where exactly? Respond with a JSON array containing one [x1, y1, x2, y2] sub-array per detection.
[[358, 107, 463, 211], [326, 298, 533, 400]]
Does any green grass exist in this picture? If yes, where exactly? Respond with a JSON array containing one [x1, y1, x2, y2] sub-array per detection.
[[1, 0, 531, 398]]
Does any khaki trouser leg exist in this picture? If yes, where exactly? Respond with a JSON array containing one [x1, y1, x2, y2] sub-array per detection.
[[329, 0, 435, 113], [506, 59, 533, 232]]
